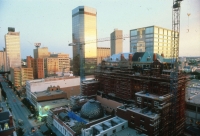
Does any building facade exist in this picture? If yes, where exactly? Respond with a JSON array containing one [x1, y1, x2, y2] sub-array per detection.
[[130, 26, 178, 58], [27, 56, 45, 79], [72, 6, 97, 76], [97, 47, 110, 65], [110, 29, 123, 56], [5, 27, 21, 69], [44, 57, 59, 77], [34, 47, 50, 59], [26, 76, 80, 101], [50, 53, 70, 72], [0, 50, 7, 71], [10, 67, 33, 87]]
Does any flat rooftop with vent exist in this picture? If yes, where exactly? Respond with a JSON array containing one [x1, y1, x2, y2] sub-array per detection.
[[37, 99, 69, 116]]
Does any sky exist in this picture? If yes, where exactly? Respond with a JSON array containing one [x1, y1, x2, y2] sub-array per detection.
[[0, 0, 200, 59]]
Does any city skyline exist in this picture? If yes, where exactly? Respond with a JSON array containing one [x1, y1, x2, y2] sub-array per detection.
[[0, 0, 200, 58]]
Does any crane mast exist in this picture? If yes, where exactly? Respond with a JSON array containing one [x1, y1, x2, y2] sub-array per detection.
[[170, 0, 183, 135]]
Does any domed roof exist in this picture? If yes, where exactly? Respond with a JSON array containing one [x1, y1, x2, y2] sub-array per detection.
[[80, 100, 104, 120]]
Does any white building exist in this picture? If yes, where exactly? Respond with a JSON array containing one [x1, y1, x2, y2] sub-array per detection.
[[82, 117, 128, 136], [26, 76, 80, 103]]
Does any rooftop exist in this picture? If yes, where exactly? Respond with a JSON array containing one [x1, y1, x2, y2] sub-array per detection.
[[135, 91, 172, 101], [118, 104, 160, 120], [33, 89, 65, 97], [27, 76, 77, 84], [38, 99, 69, 107]]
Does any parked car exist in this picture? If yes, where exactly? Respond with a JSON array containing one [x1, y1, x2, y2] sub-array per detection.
[[18, 119, 24, 126], [28, 114, 34, 119]]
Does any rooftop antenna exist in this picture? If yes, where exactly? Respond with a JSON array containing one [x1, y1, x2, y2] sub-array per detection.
[[34, 43, 41, 48]]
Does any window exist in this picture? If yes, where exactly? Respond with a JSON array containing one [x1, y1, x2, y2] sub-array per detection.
[[103, 134, 107, 136], [145, 27, 153, 34], [131, 30, 137, 36], [140, 117, 145, 122], [159, 29, 163, 34], [154, 27, 158, 33], [122, 125, 125, 129], [113, 129, 116, 133], [131, 119, 134, 124], [154, 101, 159, 107]]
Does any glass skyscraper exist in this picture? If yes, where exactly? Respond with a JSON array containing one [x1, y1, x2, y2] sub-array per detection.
[[72, 6, 97, 76], [5, 27, 21, 69], [130, 26, 178, 58]]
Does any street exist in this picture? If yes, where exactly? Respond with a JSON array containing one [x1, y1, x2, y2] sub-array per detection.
[[0, 75, 43, 136]]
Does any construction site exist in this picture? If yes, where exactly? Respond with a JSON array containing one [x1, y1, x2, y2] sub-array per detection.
[[81, 58, 187, 136], [74, 0, 188, 135]]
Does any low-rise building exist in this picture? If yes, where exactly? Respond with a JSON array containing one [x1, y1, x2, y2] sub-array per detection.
[[26, 76, 80, 101], [30, 87, 68, 107], [10, 67, 33, 87], [38, 99, 69, 116], [82, 116, 128, 136], [0, 107, 15, 136]]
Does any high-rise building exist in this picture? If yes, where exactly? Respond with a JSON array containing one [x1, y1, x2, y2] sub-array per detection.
[[0, 49, 7, 71], [110, 29, 123, 56], [34, 47, 50, 59], [50, 53, 70, 72], [27, 56, 45, 79], [97, 47, 110, 65], [72, 6, 97, 76], [130, 26, 178, 58], [5, 27, 21, 69]]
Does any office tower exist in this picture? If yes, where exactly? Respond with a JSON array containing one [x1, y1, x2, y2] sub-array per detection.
[[34, 47, 50, 59], [5, 27, 21, 69], [72, 6, 97, 76], [110, 29, 123, 56], [97, 47, 110, 65], [0, 49, 7, 71], [50, 53, 70, 72], [130, 26, 178, 58]]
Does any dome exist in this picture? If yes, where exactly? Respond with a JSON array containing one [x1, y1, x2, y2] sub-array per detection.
[[80, 100, 104, 120]]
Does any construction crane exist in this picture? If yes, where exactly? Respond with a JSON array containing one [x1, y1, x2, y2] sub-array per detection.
[[69, 35, 130, 94], [170, 0, 183, 135]]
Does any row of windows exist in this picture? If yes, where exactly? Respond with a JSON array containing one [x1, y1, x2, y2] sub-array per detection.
[[130, 27, 176, 36]]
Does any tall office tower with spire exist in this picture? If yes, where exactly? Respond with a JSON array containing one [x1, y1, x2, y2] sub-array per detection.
[[72, 6, 97, 76], [5, 27, 21, 69]]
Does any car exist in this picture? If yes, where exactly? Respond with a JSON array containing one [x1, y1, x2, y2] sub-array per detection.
[[28, 114, 34, 119], [18, 119, 24, 126]]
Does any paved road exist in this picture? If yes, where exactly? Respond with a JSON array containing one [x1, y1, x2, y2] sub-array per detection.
[[0, 75, 43, 136]]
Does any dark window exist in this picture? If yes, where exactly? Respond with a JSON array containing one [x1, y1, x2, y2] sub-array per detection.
[[186, 104, 196, 112], [140, 117, 145, 122], [131, 119, 134, 124], [113, 129, 116, 133], [198, 107, 200, 113], [103, 134, 107, 136], [79, 8, 84, 11], [122, 125, 124, 129]]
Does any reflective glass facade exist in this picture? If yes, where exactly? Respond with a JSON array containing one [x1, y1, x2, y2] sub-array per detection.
[[72, 6, 97, 75], [130, 26, 178, 58], [5, 31, 21, 68]]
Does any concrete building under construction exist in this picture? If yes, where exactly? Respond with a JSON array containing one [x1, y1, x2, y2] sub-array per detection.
[[82, 53, 187, 136]]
